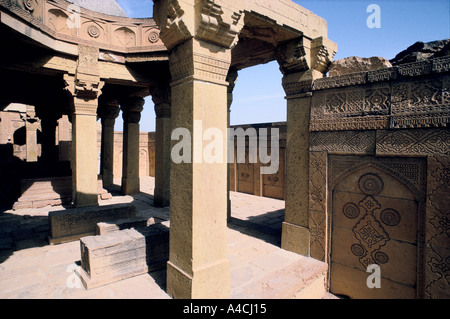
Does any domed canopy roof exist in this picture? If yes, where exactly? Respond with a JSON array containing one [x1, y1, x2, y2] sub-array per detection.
[[67, 0, 128, 17]]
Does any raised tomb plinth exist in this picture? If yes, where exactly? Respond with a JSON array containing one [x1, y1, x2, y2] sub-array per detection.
[[76, 221, 170, 289], [12, 176, 112, 210], [48, 203, 137, 244]]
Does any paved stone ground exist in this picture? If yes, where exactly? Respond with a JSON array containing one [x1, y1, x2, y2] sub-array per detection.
[[0, 177, 332, 299]]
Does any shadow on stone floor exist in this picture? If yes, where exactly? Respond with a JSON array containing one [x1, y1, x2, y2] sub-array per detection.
[[0, 189, 162, 266], [228, 214, 284, 248], [0, 211, 52, 264]]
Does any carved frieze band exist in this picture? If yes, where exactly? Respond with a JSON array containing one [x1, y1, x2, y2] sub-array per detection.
[[72, 101, 98, 116], [311, 72, 450, 131], [170, 51, 231, 83], [377, 129, 450, 156], [310, 131, 376, 155]]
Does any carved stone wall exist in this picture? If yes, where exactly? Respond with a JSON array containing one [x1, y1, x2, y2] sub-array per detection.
[[308, 56, 449, 299]]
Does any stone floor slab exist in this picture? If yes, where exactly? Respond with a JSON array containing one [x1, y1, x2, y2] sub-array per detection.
[[0, 177, 332, 299]]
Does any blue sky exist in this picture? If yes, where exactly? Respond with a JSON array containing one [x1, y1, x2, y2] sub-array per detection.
[[114, 0, 450, 132]]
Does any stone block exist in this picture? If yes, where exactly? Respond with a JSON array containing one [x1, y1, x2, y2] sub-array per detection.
[[96, 216, 163, 235], [76, 222, 170, 289], [48, 204, 136, 245]]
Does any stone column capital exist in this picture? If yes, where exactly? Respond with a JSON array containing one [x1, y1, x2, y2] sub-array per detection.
[[63, 45, 104, 117], [98, 101, 120, 120], [277, 36, 337, 76], [154, 0, 245, 51], [121, 97, 145, 124], [64, 46, 104, 101], [226, 68, 238, 109], [276, 36, 337, 97], [310, 36, 337, 75], [150, 85, 172, 118]]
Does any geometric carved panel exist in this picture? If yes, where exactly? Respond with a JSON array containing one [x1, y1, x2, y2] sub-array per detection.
[[311, 131, 376, 155], [330, 167, 420, 299], [329, 155, 427, 202], [424, 155, 450, 299], [377, 129, 450, 156], [309, 151, 327, 261]]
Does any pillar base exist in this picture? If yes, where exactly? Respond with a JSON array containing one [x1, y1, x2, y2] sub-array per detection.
[[281, 222, 310, 257], [153, 187, 170, 208], [121, 177, 140, 195], [167, 259, 230, 299], [102, 169, 114, 189]]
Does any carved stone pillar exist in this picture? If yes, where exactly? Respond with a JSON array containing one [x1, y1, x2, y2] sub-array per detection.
[[120, 97, 144, 195], [151, 85, 172, 207], [35, 104, 59, 164], [277, 37, 336, 256], [154, 0, 244, 299], [65, 45, 104, 207], [23, 106, 41, 163], [98, 101, 120, 188]]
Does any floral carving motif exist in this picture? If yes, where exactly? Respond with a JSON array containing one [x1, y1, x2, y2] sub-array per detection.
[[148, 31, 160, 43], [359, 173, 384, 195], [325, 93, 346, 113], [87, 25, 100, 38], [365, 87, 390, 112], [23, 0, 34, 12]]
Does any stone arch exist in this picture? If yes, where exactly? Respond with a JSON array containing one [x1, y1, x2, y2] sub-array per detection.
[[113, 27, 136, 47], [47, 9, 72, 35]]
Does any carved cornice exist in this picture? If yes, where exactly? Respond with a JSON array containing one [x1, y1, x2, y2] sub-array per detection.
[[0, 0, 167, 55]]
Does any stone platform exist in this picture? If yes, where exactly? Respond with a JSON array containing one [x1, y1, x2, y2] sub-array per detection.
[[0, 177, 332, 299]]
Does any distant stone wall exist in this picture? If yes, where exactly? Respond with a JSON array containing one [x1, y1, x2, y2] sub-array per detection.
[[111, 131, 155, 179], [229, 123, 287, 200]]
